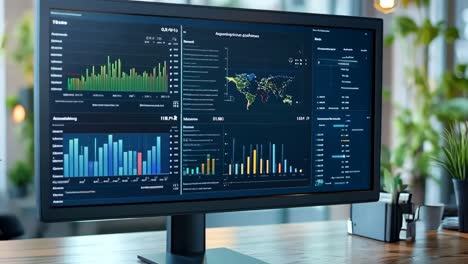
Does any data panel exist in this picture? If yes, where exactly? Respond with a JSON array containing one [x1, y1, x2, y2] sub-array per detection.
[[47, 10, 374, 207]]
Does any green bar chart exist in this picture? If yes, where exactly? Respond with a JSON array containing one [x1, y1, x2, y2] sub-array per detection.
[[67, 56, 168, 93]]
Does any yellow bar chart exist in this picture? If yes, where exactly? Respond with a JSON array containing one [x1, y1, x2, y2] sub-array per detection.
[[226, 138, 303, 176]]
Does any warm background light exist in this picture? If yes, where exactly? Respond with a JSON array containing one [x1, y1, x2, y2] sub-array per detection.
[[375, 0, 397, 14], [12, 104, 26, 124], [380, 0, 396, 9]]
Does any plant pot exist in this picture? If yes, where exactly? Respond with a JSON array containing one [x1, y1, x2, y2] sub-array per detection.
[[9, 185, 28, 198], [411, 180, 426, 205], [453, 179, 468, 233]]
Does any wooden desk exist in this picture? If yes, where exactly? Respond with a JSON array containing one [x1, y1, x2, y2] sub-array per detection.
[[1, 221, 468, 264]]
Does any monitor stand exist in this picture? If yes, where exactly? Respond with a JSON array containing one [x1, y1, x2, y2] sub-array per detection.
[[137, 214, 267, 264]]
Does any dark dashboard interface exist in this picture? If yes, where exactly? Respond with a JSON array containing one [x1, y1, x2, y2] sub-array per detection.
[[47, 10, 374, 207]]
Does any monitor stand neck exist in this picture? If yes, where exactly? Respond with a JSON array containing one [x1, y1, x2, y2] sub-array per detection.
[[137, 213, 267, 264], [167, 214, 206, 257]]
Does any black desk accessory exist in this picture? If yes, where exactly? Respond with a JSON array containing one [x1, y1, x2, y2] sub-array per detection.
[[0, 214, 24, 240]]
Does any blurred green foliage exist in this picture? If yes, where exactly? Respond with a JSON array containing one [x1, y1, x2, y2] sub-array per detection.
[[2, 12, 35, 189], [432, 122, 468, 180], [8, 160, 33, 188], [384, 0, 467, 189], [7, 11, 34, 87]]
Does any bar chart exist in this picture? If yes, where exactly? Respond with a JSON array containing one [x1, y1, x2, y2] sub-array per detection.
[[67, 56, 168, 93], [63, 133, 170, 177], [182, 124, 223, 177], [226, 138, 303, 176], [184, 154, 217, 176]]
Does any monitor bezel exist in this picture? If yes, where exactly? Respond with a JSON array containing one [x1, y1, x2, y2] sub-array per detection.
[[36, 0, 382, 222]]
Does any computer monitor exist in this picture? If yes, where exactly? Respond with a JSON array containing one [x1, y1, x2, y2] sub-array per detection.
[[35, 0, 382, 263]]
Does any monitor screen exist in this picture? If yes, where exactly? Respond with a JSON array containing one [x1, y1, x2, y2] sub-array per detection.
[[46, 8, 374, 207]]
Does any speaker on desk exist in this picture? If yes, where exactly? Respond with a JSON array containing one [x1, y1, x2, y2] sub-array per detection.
[[0, 214, 24, 240]]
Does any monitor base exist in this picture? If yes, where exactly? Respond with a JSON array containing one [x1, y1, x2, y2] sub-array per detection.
[[138, 214, 267, 264], [138, 247, 267, 264]]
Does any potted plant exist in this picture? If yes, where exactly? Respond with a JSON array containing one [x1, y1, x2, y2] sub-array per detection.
[[1, 11, 35, 197], [433, 122, 468, 232], [7, 161, 33, 197], [385, 0, 467, 204], [382, 145, 408, 203]]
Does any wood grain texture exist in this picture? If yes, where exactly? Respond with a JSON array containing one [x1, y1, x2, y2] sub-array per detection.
[[1, 221, 468, 264]]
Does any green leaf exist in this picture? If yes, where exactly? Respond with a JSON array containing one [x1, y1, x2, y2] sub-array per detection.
[[414, 0, 431, 7], [393, 16, 419, 37], [413, 67, 426, 88], [439, 67, 468, 99], [383, 168, 394, 193], [434, 98, 468, 122], [384, 34, 395, 46], [455, 64, 467, 76], [436, 21, 446, 28], [381, 145, 392, 171], [392, 143, 408, 167], [444, 27, 460, 43], [8, 160, 33, 187], [10, 11, 34, 87], [416, 152, 431, 176], [382, 88, 391, 102], [0, 34, 6, 50], [401, 0, 430, 8], [6, 95, 19, 110], [416, 19, 440, 45], [382, 168, 407, 196], [432, 123, 468, 180]]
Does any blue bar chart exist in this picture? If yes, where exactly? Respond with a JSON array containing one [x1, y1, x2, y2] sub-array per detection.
[[63, 133, 170, 177]]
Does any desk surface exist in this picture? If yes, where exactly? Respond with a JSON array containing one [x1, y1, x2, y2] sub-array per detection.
[[1, 221, 468, 264]]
